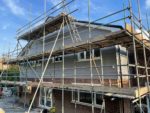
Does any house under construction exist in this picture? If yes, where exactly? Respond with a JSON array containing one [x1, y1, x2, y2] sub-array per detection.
[[1, 0, 150, 113]]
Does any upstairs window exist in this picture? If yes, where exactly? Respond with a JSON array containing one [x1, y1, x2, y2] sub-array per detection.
[[78, 52, 86, 60], [30, 61, 36, 67], [86, 51, 90, 59], [52, 56, 62, 63], [78, 51, 90, 61], [36, 60, 42, 67], [80, 52, 85, 59], [93, 48, 100, 58], [55, 56, 62, 62], [78, 48, 101, 61]]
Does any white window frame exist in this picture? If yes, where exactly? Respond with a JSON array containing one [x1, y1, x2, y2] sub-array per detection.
[[36, 60, 42, 67], [93, 48, 101, 59], [30, 61, 36, 67], [52, 56, 62, 63], [94, 93, 103, 107], [71, 89, 79, 102], [77, 51, 86, 61], [39, 87, 53, 109], [79, 91, 92, 104], [77, 48, 101, 61], [71, 90, 103, 108]]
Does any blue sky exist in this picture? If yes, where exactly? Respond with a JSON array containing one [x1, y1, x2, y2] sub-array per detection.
[[0, 0, 150, 55]]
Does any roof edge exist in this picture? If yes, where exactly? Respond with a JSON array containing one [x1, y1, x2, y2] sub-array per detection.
[[77, 20, 123, 30]]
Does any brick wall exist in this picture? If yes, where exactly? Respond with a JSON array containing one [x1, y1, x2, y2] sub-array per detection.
[[53, 90, 125, 113]]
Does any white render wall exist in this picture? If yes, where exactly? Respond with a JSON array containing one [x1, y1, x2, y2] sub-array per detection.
[[19, 24, 128, 80], [22, 25, 111, 57], [20, 46, 128, 80]]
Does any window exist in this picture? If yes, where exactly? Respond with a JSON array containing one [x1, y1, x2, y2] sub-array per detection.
[[78, 51, 89, 61], [55, 57, 62, 62], [36, 60, 42, 67], [37, 59, 48, 67], [78, 52, 85, 60], [93, 48, 100, 58], [95, 94, 103, 105], [86, 51, 90, 59], [52, 56, 62, 63], [78, 48, 101, 61], [46, 89, 52, 107], [80, 52, 85, 59], [39, 87, 52, 109], [40, 88, 45, 106], [79, 92, 92, 104], [72, 91, 103, 108], [72, 90, 78, 101], [30, 61, 36, 67]]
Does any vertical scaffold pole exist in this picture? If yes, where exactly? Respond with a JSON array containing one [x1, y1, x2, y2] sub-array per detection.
[[62, 13, 65, 113], [147, 96, 150, 113], [137, 0, 150, 112], [88, 0, 94, 113], [118, 45, 124, 113], [42, 0, 46, 77], [74, 49, 77, 113], [128, 0, 142, 113]]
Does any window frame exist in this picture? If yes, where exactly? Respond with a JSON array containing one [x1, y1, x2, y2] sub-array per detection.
[[79, 91, 93, 104], [94, 93, 103, 107], [77, 51, 86, 61], [77, 48, 101, 61], [39, 87, 53, 109], [93, 48, 101, 59], [36, 60, 41, 67], [52, 56, 63, 63], [71, 90, 103, 108]]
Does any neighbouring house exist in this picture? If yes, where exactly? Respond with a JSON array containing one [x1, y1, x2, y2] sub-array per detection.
[[0, 58, 9, 71], [3, 12, 150, 113]]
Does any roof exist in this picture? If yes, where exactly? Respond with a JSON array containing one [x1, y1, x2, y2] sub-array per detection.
[[17, 13, 70, 40], [17, 13, 123, 41]]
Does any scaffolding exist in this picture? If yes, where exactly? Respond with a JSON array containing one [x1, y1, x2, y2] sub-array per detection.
[[1, 0, 150, 113]]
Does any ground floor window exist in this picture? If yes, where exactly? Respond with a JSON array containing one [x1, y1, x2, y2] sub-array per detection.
[[39, 87, 52, 109], [79, 92, 92, 104], [72, 90, 103, 108], [95, 94, 103, 106]]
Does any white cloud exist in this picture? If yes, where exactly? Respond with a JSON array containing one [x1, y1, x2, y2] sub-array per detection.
[[3, 0, 25, 16], [146, 0, 150, 9]]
